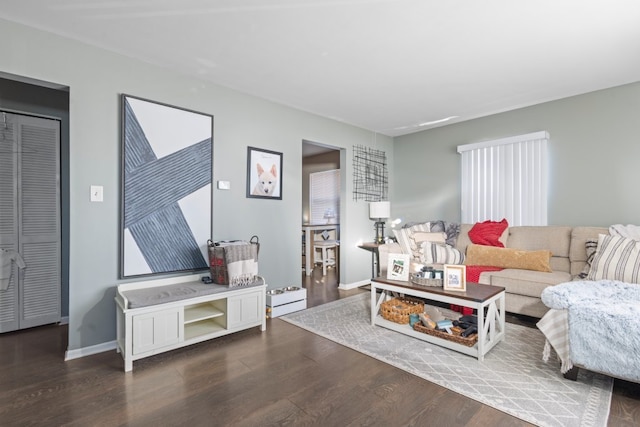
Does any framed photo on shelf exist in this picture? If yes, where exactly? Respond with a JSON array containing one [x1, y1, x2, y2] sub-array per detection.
[[246, 146, 283, 200], [387, 253, 411, 281], [444, 264, 466, 292]]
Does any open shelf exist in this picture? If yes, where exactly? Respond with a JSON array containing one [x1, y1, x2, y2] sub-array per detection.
[[185, 318, 226, 340], [184, 303, 225, 324]]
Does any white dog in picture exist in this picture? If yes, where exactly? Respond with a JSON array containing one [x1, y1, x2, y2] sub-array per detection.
[[252, 163, 278, 196]]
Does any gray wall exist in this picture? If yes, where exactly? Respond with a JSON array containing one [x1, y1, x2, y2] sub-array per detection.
[[393, 81, 640, 228], [0, 18, 393, 351]]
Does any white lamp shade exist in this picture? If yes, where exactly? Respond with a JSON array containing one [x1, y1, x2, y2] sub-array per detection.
[[369, 201, 390, 219]]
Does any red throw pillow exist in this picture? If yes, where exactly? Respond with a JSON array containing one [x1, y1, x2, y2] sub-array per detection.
[[468, 219, 508, 247]]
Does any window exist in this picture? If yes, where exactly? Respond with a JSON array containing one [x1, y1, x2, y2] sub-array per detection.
[[310, 169, 340, 224], [457, 131, 548, 226]]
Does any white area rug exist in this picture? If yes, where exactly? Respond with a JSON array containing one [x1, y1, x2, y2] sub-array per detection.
[[281, 293, 612, 427]]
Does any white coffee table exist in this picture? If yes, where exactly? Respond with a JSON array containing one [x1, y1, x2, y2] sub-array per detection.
[[371, 277, 506, 361]]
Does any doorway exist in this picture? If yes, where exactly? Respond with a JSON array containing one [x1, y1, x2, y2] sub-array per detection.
[[302, 140, 342, 278], [1, 111, 61, 332], [0, 74, 69, 331]]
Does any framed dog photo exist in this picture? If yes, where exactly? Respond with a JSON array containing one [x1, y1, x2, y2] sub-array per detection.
[[246, 146, 283, 200], [387, 253, 411, 281], [444, 264, 466, 292]]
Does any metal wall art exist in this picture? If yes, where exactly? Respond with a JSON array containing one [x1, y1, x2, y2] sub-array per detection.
[[352, 144, 388, 201]]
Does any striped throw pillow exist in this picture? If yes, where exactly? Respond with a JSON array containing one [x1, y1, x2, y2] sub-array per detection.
[[587, 234, 640, 283], [420, 241, 465, 265], [574, 239, 598, 280], [393, 222, 430, 255]]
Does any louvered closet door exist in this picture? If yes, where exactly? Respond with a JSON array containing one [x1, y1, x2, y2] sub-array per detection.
[[17, 115, 61, 329], [0, 116, 19, 332]]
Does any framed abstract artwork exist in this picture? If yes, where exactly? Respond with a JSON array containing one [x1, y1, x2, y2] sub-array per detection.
[[246, 146, 283, 200], [120, 94, 213, 278]]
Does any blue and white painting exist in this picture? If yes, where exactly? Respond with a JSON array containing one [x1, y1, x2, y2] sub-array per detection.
[[121, 95, 212, 278]]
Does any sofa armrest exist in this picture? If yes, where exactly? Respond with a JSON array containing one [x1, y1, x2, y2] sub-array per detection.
[[377, 242, 403, 275]]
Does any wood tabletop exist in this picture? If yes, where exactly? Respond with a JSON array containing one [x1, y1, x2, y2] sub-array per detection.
[[371, 277, 505, 303]]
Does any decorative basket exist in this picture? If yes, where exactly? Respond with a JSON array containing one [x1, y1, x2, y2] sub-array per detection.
[[380, 297, 424, 324], [410, 273, 442, 287], [413, 323, 478, 347]]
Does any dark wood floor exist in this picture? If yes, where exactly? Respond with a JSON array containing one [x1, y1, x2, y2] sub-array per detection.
[[1, 267, 638, 426]]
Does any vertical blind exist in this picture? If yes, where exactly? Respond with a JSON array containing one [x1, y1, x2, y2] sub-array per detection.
[[457, 131, 549, 226], [310, 169, 340, 224]]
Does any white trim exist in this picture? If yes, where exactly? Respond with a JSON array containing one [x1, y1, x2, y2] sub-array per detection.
[[338, 279, 371, 290], [457, 131, 549, 153], [58, 316, 69, 325], [65, 340, 117, 361]]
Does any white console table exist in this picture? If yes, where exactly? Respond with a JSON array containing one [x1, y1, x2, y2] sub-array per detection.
[[115, 274, 266, 372]]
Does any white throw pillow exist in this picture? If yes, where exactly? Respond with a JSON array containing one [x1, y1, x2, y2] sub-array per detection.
[[587, 234, 640, 283], [408, 231, 447, 260]]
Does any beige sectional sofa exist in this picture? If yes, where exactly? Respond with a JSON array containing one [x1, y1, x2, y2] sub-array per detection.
[[379, 224, 608, 318]]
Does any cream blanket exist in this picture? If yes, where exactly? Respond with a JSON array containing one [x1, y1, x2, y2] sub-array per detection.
[[217, 241, 258, 286]]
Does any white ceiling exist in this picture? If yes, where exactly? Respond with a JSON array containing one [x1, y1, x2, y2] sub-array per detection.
[[2, 0, 640, 137]]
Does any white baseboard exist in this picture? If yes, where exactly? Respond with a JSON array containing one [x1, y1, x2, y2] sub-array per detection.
[[58, 316, 69, 325], [338, 279, 371, 290], [65, 340, 116, 361]]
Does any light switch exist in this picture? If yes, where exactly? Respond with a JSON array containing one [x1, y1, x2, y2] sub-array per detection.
[[91, 185, 104, 202], [217, 180, 231, 190]]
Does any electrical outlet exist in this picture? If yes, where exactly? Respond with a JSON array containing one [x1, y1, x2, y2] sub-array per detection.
[[217, 180, 231, 190]]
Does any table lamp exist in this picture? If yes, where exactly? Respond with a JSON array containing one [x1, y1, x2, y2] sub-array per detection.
[[369, 201, 390, 244], [323, 208, 336, 224]]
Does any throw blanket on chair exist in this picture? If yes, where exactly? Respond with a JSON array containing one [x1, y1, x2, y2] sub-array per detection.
[[540, 280, 640, 382]]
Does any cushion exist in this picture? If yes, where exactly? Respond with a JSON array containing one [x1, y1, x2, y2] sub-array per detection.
[[609, 224, 640, 240], [393, 222, 430, 255], [465, 243, 552, 272], [123, 278, 265, 309], [489, 269, 571, 297], [429, 220, 461, 247], [507, 226, 571, 257], [408, 231, 447, 259], [420, 241, 465, 265], [587, 234, 640, 283], [468, 218, 509, 247], [574, 239, 598, 280]]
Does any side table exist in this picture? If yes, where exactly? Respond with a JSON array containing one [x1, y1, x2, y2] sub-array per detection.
[[358, 242, 381, 278]]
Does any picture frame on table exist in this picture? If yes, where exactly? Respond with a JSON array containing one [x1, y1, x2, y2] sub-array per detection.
[[387, 253, 411, 281], [444, 264, 466, 292], [246, 146, 283, 200]]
